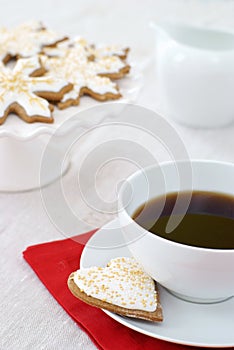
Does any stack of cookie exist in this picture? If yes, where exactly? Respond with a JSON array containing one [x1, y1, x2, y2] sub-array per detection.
[[0, 21, 130, 125]]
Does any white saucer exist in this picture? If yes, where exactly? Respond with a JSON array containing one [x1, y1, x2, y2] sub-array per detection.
[[80, 218, 234, 348]]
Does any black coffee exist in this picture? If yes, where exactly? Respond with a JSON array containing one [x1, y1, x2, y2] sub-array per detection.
[[132, 191, 234, 249]]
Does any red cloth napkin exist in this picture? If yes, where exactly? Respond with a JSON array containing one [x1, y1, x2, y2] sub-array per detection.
[[23, 230, 196, 350]]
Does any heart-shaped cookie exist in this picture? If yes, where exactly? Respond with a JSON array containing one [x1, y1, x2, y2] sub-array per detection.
[[68, 257, 163, 322]]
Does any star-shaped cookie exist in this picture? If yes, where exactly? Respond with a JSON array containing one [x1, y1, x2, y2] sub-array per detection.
[[42, 44, 130, 109], [0, 56, 72, 124], [0, 21, 67, 63], [88, 44, 129, 60], [43, 36, 129, 61]]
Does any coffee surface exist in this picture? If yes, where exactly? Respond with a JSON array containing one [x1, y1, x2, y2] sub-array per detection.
[[132, 191, 234, 249]]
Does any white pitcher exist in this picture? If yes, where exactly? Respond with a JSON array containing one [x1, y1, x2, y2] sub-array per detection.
[[151, 22, 234, 128]]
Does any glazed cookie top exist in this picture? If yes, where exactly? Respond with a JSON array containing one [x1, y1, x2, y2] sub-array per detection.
[[42, 38, 129, 104], [90, 56, 129, 75], [73, 257, 157, 312], [88, 44, 129, 60], [0, 21, 67, 62], [43, 38, 129, 75], [42, 37, 89, 58], [42, 47, 121, 102], [42, 37, 129, 61], [0, 56, 71, 123]]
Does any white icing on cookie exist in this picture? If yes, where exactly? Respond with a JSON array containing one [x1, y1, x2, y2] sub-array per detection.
[[90, 56, 127, 75], [42, 38, 128, 69], [42, 37, 89, 58], [14, 55, 42, 76], [42, 40, 128, 103], [42, 49, 120, 103], [0, 21, 66, 61], [89, 44, 128, 59], [73, 257, 157, 312], [0, 56, 69, 119]]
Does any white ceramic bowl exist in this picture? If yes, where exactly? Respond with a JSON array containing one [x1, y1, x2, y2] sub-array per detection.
[[119, 160, 234, 303]]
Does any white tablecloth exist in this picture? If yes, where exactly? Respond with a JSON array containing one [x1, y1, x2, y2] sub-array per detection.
[[1, 1, 234, 349]]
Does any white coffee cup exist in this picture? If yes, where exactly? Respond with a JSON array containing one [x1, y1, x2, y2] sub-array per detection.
[[118, 160, 234, 303]]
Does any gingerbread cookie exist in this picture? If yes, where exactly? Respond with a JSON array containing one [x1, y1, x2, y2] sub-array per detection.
[[41, 48, 123, 109], [0, 21, 67, 63], [68, 257, 163, 322], [0, 56, 72, 124], [90, 56, 130, 79], [42, 37, 129, 61], [42, 38, 130, 78], [88, 44, 129, 60], [42, 37, 90, 59]]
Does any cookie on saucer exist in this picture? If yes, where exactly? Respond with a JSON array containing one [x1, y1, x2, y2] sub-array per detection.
[[68, 257, 163, 322]]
